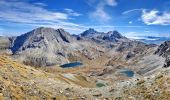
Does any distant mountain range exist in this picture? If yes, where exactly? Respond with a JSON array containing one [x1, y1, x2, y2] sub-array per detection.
[[135, 36, 170, 44]]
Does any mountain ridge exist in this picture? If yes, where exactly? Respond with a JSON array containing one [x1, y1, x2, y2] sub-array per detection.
[[0, 27, 169, 69]]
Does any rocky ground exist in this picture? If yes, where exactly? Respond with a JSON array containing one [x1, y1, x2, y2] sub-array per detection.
[[0, 55, 170, 100]]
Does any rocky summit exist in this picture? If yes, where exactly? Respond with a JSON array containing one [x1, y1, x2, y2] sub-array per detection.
[[0, 27, 170, 100]]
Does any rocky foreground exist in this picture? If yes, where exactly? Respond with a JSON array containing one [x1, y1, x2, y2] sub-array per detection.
[[0, 55, 170, 100]]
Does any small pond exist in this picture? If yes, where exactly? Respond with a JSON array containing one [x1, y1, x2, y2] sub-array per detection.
[[96, 83, 106, 88], [60, 62, 83, 68], [120, 70, 134, 77]]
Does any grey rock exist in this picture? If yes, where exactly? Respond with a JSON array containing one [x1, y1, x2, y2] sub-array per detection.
[[155, 41, 170, 67], [11, 27, 76, 66]]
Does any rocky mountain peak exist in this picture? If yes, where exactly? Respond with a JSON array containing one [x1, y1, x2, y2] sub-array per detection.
[[106, 31, 123, 39], [155, 41, 170, 57], [11, 27, 74, 54], [80, 28, 99, 37]]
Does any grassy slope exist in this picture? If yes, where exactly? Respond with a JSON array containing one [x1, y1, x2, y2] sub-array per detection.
[[0, 55, 95, 99]]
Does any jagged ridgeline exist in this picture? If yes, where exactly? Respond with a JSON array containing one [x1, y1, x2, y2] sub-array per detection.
[[7, 27, 128, 67], [0, 27, 169, 69]]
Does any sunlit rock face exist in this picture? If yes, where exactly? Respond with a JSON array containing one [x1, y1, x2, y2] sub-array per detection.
[[10, 27, 76, 66]]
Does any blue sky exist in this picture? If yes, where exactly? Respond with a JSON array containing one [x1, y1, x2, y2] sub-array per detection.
[[0, 0, 170, 39]]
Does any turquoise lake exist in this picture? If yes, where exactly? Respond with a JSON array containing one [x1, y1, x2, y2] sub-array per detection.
[[121, 70, 134, 77], [60, 62, 83, 68]]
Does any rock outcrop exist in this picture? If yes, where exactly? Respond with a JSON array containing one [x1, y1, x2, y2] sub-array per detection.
[[155, 41, 170, 67]]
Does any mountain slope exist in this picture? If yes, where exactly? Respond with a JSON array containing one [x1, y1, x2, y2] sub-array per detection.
[[0, 55, 170, 100], [0, 55, 96, 99], [11, 27, 77, 66]]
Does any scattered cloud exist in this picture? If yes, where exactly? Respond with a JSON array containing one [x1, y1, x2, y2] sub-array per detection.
[[0, 0, 84, 34], [91, 7, 112, 22], [0, 28, 4, 36], [89, 0, 117, 23], [144, 31, 150, 33], [141, 9, 170, 25], [0, 0, 68, 22], [124, 32, 139, 39], [124, 32, 149, 39], [33, 2, 47, 7], [64, 8, 82, 16], [128, 21, 132, 24], [122, 9, 143, 15], [105, 0, 117, 6]]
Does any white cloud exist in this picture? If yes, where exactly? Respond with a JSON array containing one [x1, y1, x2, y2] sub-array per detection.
[[0, 0, 69, 22], [0, 28, 4, 36], [89, 0, 117, 22], [124, 32, 151, 39], [33, 2, 47, 7], [122, 9, 143, 15], [141, 9, 170, 25], [105, 0, 117, 6], [128, 21, 132, 24], [64, 8, 81, 16], [124, 32, 138, 39], [0, 0, 84, 34], [91, 7, 111, 22]]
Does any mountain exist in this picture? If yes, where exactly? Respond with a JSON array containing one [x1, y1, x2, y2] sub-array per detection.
[[101, 31, 124, 41], [11, 27, 76, 66], [10, 27, 111, 67], [1, 27, 167, 71], [80, 28, 100, 37], [80, 28, 127, 43], [155, 41, 170, 67], [9, 27, 130, 67], [11, 27, 75, 54]]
